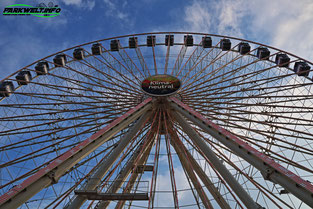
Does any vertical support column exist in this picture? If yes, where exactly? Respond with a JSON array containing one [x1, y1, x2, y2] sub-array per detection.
[[168, 127, 231, 209], [66, 111, 151, 209], [170, 97, 313, 208], [96, 132, 155, 209], [114, 135, 155, 209], [172, 111, 262, 209], [169, 130, 213, 209], [0, 98, 152, 209]]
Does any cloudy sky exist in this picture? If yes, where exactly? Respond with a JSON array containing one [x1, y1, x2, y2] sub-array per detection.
[[1, 0, 313, 80]]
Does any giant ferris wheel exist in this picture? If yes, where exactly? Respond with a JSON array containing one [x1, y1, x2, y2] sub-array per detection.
[[0, 32, 313, 209]]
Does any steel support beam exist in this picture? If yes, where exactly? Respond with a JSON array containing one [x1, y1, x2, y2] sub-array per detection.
[[0, 98, 152, 209], [171, 110, 262, 209], [74, 191, 149, 200], [66, 110, 152, 209], [170, 97, 313, 208], [169, 129, 213, 209], [169, 127, 231, 209], [95, 132, 155, 209], [114, 135, 155, 209]]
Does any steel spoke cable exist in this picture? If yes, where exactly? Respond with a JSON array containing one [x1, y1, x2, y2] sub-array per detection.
[[0, 107, 122, 136], [172, 123, 245, 209], [190, 104, 313, 143], [47, 60, 142, 97], [117, 43, 145, 79], [0, 105, 117, 122], [180, 49, 281, 95], [203, 137, 288, 209], [183, 67, 300, 103], [189, 103, 313, 130], [65, 50, 141, 91], [181, 42, 243, 88], [170, 40, 187, 76], [45, 61, 141, 99], [0, 121, 119, 171], [163, 110, 180, 208], [97, 43, 142, 85], [84, 44, 143, 89], [178, 39, 223, 82], [166, 111, 243, 208], [181, 55, 283, 98], [0, 109, 123, 151], [70, 52, 143, 96], [182, 66, 300, 99], [175, 39, 204, 77], [180, 51, 281, 95], [12, 68, 140, 103], [192, 113, 313, 174], [0, 134, 118, 192], [134, 42, 151, 77]]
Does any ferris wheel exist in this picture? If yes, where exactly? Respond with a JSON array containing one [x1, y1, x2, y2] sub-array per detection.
[[0, 32, 313, 209]]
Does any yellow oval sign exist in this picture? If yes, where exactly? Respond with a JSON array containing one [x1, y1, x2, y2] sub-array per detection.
[[141, 74, 181, 96]]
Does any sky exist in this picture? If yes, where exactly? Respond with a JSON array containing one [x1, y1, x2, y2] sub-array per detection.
[[1, 1, 313, 208], [1, 0, 313, 81]]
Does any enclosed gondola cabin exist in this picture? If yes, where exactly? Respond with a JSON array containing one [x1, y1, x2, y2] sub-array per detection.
[[184, 35, 193, 47], [110, 40, 120, 51], [275, 54, 290, 68], [220, 39, 231, 51], [73, 48, 85, 60], [165, 35, 174, 46], [91, 43, 102, 55], [238, 42, 250, 55], [202, 36, 212, 48], [53, 54, 67, 67], [147, 35, 156, 47], [16, 71, 32, 85], [129, 37, 138, 48], [257, 47, 270, 60], [294, 61, 310, 77], [0, 81, 14, 97], [35, 61, 50, 75]]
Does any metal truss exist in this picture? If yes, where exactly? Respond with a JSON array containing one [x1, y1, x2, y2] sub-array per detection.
[[170, 97, 313, 208]]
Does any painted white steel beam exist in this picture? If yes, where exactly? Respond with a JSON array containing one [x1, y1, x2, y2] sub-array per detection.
[[170, 97, 313, 208], [66, 110, 152, 209], [0, 98, 152, 209], [171, 110, 262, 209]]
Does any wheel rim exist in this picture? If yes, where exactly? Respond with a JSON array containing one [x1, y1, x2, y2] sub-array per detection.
[[1, 32, 313, 209]]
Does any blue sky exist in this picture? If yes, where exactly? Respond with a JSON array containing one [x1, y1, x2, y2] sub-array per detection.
[[1, 1, 313, 208], [1, 0, 313, 81]]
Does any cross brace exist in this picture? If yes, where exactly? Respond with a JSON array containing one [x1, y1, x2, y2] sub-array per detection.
[[170, 97, 313, 208], [0, 98, 152, 209]]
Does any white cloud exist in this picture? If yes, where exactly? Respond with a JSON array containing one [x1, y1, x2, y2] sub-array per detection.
[[103, 0, 129, 21], [181, 0, 313, 61], [247, 0, 313, 61], [61, 0, 96, 10], [182, 0, 246, 37], [183, 1, 212, 32]]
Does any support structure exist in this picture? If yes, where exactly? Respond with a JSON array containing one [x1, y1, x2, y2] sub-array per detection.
[[169, 127, 214, 209], [168, 126, 231, 209], [66, 110, 152, 209], [114, 135, 156, 209], [0, 98, 152, 209], [171, 110, 262, 209], [95, 131, 156, 209], [170, 97, 313, 208]]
